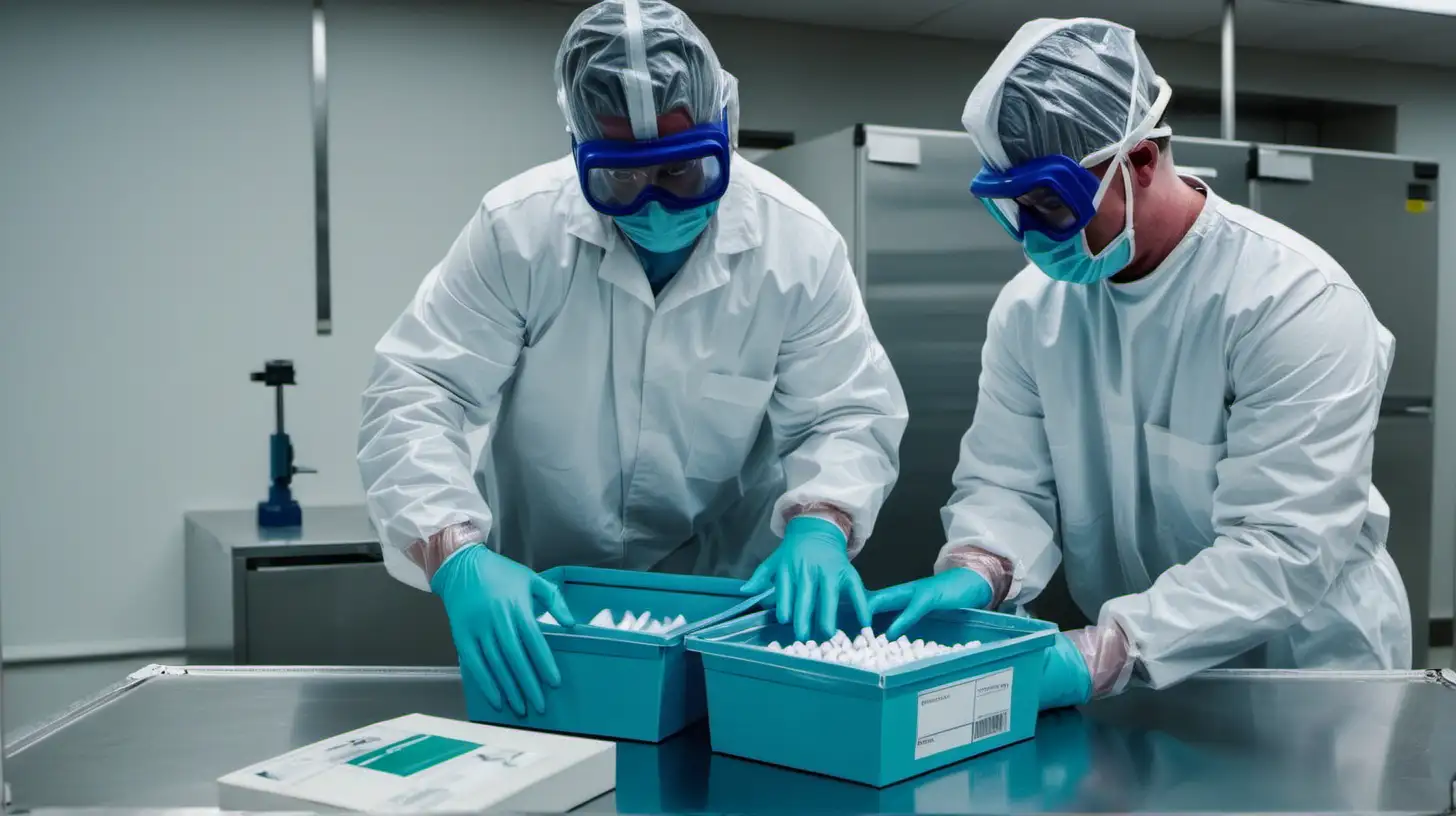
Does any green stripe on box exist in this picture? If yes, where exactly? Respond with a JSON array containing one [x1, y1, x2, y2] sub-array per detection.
[[347, 734, 481, 777]]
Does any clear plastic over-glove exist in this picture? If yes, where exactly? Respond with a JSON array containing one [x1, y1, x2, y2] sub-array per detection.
[[934, 546, 1015, 609], [1065, 621, 1135, 698], [555, 0, 731, 141], [408, 521, 486, 583]]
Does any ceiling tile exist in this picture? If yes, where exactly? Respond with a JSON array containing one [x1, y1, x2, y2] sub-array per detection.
[[585, 0, 968, 31], [1188, 0, 1456, 67], [914, 0, 1226, 41], [532, 0, 1456, 68], [1191, 0, 1426, 50], [1347, 8, 1456, 66]]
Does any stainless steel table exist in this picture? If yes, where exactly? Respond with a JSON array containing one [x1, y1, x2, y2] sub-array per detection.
[[9, 665, 1456, 814], [185, 507, 454, 665]]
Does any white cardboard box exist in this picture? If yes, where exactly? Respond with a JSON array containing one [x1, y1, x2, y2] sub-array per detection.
[[218, 714, 615, 813]]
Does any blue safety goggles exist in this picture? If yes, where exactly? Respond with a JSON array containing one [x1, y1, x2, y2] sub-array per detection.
[[572, 114, 732, 217], [970, 154, 1103, 243]]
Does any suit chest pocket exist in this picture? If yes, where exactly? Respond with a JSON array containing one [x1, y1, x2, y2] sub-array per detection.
[[1144, 423, 1224, 551], [685, 373, 777, 481]]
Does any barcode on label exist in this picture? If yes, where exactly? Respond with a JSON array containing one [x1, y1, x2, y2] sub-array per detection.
[[914, 667, 1015, 760], [972, 712, 1008, 741]]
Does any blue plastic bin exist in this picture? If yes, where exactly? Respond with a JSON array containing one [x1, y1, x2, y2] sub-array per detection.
[[464, 566, 764, 742], [686, 607, 1056, 786]]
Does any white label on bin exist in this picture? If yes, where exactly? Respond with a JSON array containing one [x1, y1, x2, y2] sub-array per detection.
[[914, 668, 1013, 759]]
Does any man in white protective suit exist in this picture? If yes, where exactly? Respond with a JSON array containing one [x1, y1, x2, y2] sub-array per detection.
[[358, 0, 907, 719], [869, 17, 1411, 709]]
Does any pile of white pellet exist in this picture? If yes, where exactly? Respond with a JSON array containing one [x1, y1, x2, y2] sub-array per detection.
[[764, 628, 981, 672], [537, 609, 688, 634]]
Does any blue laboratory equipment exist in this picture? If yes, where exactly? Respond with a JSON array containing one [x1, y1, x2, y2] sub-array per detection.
[[251, 360, 315, 529]]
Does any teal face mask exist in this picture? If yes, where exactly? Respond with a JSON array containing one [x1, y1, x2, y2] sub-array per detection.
[[1023, 225, 1134, 285], [1023, 159, 1136, 285], [614, 200, 719, 253]]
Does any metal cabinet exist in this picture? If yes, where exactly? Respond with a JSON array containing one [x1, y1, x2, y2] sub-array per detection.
[[1249, 146, 1440, 668], [185, 507, 456, 666], [765, 126, 1026, 589]]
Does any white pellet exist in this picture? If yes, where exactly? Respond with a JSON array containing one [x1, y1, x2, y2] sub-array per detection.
[[619, 612, 638, 631], [672, 614, 688, 629], [860, 627, 876, 640], [633, 611, 653, 631], [589, 609, 616, 628], [764, 632, 989, 668], [538, 612, 559, 626]]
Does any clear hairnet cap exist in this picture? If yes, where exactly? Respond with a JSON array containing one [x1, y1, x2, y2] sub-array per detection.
[[963, 18, 1170, 169], [555, 0, 732, 141]]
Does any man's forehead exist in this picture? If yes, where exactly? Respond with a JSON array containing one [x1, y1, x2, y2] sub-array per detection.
[[595, 108, 696, 140]]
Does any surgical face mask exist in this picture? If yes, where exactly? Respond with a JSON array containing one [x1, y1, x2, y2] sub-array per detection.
[[614, 200, 719, 253], [1023, 158, 1135, 285]]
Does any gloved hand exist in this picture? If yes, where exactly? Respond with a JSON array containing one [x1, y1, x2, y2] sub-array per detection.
[[741, 516, 870, 642], [867, 568, 995, 640], [431, 544, 576, 717], [1040, 633, 1094, 711]]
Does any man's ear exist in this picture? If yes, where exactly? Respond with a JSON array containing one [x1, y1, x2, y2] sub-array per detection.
[[1127, 140, 1161, 187]]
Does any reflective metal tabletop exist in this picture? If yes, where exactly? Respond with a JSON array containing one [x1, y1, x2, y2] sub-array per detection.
[[8, 666, 1456, 814]]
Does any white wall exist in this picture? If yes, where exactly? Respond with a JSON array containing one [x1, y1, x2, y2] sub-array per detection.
[[3, 0, 1454, 659], [1, 0, 320, 659]]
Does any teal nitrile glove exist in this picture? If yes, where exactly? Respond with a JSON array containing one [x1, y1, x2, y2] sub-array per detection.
[[741, 516, 870, 642], [867, 569, 995, 641], [1039, 633, 1094, 711], [431, 544, 576, 717]]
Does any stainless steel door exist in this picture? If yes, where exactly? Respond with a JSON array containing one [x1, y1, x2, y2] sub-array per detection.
[[245, 561, 457, 666], [1371, 404, 1434, 668], [856, 131, 1026, 589], [1252, 150, 1438, 400], [1252, 149, 1438, 668]]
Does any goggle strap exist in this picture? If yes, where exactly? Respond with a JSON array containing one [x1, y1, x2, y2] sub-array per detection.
[[1081, 76, 1174, 168]]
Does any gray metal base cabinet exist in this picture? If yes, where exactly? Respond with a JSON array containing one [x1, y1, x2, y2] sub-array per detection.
[[185, 507, 456, 666]]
